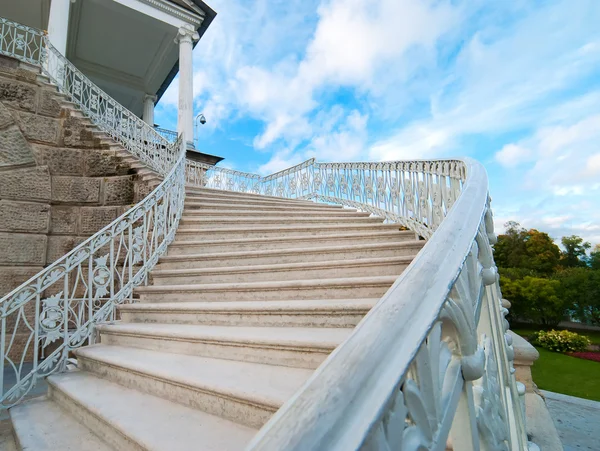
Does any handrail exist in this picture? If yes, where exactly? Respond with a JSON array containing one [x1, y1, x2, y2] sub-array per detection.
[[0, 18, 186, 408], [154, 126, 179, 144], [42, 40, 177, 175], [187, 159, 530, 450]]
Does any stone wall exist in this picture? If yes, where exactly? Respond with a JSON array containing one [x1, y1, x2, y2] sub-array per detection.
[[0, 55, 151, 362]]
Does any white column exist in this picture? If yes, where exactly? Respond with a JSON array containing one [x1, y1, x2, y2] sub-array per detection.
[[143, 94, 157, 125], [47, 0, 72, 55], [175, 24, 199, 148]]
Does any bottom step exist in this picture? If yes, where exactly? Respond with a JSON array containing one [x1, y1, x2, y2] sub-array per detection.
[[10, 396, 112, 451], [47, 371, 258, 451]]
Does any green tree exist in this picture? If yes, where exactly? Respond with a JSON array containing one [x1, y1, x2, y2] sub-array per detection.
[[557, 268, 600, 325], [590, 244, 600, 271], [500, 275, 566, 326], [493, 222, 561, 275], [560, 235, 591, 268], [493, 221, 527, 269]]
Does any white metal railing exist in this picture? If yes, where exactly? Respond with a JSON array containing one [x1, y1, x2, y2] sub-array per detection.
[[187, 159, 532, 450], [155, 126, 179, 143], [186, 159, 464, 237], [0, 18, 186, 408]]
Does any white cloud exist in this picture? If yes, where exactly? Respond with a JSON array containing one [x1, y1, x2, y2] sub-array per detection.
[[368, 1, 600, 160], [584, 153, 600, 177], [154, 0, 600, 244], [522, 114, 600, 190], [495, 144, 531, 167]]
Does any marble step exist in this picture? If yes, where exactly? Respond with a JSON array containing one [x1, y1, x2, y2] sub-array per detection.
[[166, 230, 415, 255], [177, 215, 384, 229], [119, 298, 377, 328], [181, 208, 370, 218], [97, 323, 351, 369], [134, 275, 397, 302], [46, 371, 257, 451], [185, 187, 317, 205], [184, 198, 343, 211], [158, 241, 423, 269], [74, 345, 313, 429], [151, 256, 410, 284], [9, 396, 113, 451], [173, 223, 406, 241]]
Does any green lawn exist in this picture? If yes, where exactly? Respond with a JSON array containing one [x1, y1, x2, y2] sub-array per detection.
[[530, 347, 600, 401], [511, 323, 600, 345]]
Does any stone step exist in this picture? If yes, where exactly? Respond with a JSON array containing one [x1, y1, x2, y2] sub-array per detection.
[[177, 215, 384, 230], [173, 223, 406, 241], [97, 323, 351, 369], [167, 230, 415, 255], [184, 200, 346, 213], [119, 298, 377, 328], [159, 241, 423, 269], [182, 208, 370, 218], [134, 275, 398, 302], [168, 230, 415, 255], [46, 371, 257, 451], [185, 186, 316, 204], [9, 396, 113, 451], [74, 345, 312, 429], [151, 256, 410, 285], [185, 189, 314, 204], [184, 196, 342, 210]]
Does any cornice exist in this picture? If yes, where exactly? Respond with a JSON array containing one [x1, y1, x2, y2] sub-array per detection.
[[137, 0, 204, 25]]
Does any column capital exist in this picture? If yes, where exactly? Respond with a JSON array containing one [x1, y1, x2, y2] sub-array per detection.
[[175, 24, 199, 44], [143, 94, 158, 103]]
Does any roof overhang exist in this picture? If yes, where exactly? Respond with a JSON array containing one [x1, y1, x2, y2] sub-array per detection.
[[0, 0, 215, 117]]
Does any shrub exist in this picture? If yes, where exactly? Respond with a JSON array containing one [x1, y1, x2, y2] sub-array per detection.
[[532, 329, 591, 353]]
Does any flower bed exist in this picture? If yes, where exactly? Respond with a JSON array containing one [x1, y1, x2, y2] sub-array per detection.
[[568, 352, 600, 363]]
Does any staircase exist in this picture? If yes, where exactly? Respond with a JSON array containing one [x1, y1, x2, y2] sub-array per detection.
[[7, 186, 424, 450], [1, 16, 534, 451]]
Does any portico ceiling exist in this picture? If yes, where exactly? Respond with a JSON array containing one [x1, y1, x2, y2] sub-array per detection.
[[0, 0, 216, 118], [67, 0, 184, 115]]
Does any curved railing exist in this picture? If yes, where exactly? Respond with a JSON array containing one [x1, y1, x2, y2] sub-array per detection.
[[0, 18, 186, 408], [187, 159, 531, 450]]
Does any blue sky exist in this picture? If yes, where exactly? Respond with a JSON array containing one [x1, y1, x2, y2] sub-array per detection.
[[156, 0, 600, 245]]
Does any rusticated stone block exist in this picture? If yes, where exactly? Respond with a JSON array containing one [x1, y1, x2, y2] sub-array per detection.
[[32, 145, 84, 175], [84, 151, 121, 177], [0, 232, 47, 265], [51, 176, 101, 203], [103, 176, 134, 205], [15, 68, 38, 83], [50, 206, 80, 234], [0, 54, 19, 72], [0, 266, 43, 298], [38, 90, 62, 117], [0, 165, 51, 201], [0, 201, 49, 233], [62, 115, 95, 148], [81, 207, 119, 233], [0, 101, 16, 128], [15, 111, 59, 145], [0, 124, 35, 167], [0, 80, 36, 112], [46, 235, 84, 264]]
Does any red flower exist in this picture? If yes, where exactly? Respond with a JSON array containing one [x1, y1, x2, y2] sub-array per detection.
[[567, 352, 600, 363]]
